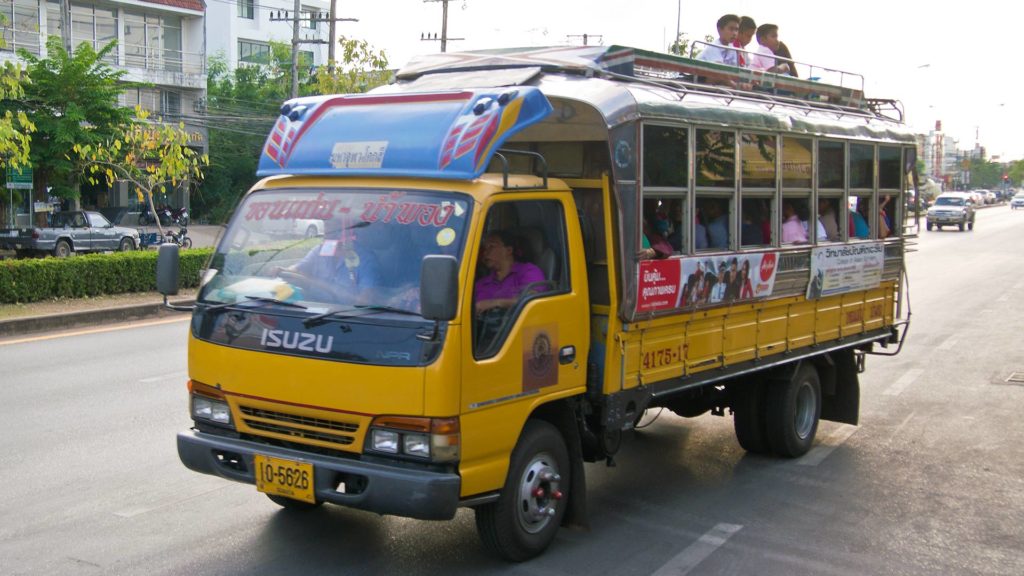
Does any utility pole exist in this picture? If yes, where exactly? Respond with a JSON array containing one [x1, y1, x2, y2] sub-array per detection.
[[270, 7, 358, 98], [422, 0, 465, 53], [567, 34, 603, 46]]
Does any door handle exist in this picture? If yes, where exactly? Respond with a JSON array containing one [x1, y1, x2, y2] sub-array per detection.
[[559, 345, 576, 365]]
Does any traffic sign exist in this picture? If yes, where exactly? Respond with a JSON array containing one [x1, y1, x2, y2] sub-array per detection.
[[5, 167, 33, 190]]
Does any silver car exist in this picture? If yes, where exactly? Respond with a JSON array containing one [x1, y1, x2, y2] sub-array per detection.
[[1011, 194, 1024, 210]]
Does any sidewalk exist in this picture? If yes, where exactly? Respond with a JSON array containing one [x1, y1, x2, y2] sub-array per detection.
[[0, 288, 197, 339]]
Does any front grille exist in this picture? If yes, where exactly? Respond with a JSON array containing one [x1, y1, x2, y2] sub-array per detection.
[[239, 405, 360, 448]]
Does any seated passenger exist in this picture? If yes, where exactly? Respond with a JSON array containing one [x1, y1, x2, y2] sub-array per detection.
[[474, 231, 545, 315], [698, 14, 742, 66], [781, 200, 808, 243]]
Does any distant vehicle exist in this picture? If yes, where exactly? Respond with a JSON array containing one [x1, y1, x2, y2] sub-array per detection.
[[927, 193, 975, 231], [1011, 193, 1024, 210], [983, 190, 997, 204], [263, 218, 324, 239], [967, 190, 987, 206], [0, 210, 140, 257]]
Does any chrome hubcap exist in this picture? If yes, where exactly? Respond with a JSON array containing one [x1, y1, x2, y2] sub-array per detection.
[[794, 382, 816, 440], [516, 452, 563, 534]]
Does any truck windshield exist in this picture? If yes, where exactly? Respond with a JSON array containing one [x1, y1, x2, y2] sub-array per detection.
[[199, 188, 471, 316]]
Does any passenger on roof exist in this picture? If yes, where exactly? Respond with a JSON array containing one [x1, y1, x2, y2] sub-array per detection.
[[774, 41, 799, 77], [749, 24, 792, 74], [734, 16, 757, 68], [697, 14, 742, 67]]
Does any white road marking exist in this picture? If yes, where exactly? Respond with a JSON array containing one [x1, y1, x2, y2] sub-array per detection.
[[798, 424, 858, 466], [936, 336, 958, 351], [888, 411, 916, 443], [651, 523, 743, 576], [139, 371, 188, 384], [883, 368, 923, 396]]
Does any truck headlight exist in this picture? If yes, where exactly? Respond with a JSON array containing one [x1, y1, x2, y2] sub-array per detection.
[[366, 416, 460, 462], [188, 380, 233, 426]]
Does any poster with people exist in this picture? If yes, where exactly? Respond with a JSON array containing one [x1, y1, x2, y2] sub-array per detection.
[[806, 242, 884, 300], [637, 252, 779, 313]]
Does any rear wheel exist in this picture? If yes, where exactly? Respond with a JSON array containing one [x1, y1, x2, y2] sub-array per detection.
[[765, 363, 821, 458], [53, 239, 72, 258], [305, 224, 319, 238], [475, 420, 569, 562], [733, 380, 770, 454]]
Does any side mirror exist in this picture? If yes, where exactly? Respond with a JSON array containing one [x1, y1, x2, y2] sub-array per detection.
[[156, 243, 180, 296], [420, 255, 458, 321]]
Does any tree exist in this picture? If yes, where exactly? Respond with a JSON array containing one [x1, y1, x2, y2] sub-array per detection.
[[669, 33, 714, 58], [0, 18, 35, 226], [312, 36, 390, 95], [15, 37, 132, 218], [74, 107, 209, 236]]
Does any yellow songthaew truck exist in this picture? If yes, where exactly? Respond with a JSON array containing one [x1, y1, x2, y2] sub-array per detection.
[[159, 46, 914, 560]]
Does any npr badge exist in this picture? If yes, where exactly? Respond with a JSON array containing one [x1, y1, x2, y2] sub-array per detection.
[[522, 325, 558, 391]]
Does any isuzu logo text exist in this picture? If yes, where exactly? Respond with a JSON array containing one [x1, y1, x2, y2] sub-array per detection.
[[260, 329, 334, 353]]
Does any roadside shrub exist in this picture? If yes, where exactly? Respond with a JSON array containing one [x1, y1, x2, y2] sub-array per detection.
[[0, 248, 213, 304]]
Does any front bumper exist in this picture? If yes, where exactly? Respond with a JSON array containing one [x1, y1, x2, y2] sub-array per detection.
[[927, 213, 967, 224], [177, 430, 461, 520]]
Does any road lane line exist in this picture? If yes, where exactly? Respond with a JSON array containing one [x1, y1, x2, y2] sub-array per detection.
[[0, 316, 189, 347], [139, 371, 188, 384], [798, 424, 858, 466], [883, 368, 923, 396], [937, 336, 957, 351], [888, 411, 916, 443], [651, 523, 743, 576]]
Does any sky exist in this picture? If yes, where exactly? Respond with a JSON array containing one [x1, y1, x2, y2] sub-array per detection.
[[339, 0, 1024, 162]]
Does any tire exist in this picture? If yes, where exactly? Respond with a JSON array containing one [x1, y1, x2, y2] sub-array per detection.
[[926, 222, 933, 231], [765, 363, 821, 458], [119, 237, 135, 251], [475, 420, 569, 562], [733, 380, 770, 454], [266, 494, 322, 511], [181, 237, 193, 249], [958, 222, 965, 231], [936, 225, 942, 230], [53, 239, 72, 258], [305, 224, 319, 239]]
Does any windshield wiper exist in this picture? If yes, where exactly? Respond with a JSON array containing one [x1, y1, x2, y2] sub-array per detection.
[[203, 295, 308, 312], [303, 304, 419, 327]]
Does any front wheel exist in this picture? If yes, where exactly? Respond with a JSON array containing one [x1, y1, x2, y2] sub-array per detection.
[[475, 420, 569, 562], [958, 222, 965, 231], [181, 236, 193, 249], [765, 363, 821, 458], [926, 222, 933, 231], [119, 237, 135, 251]]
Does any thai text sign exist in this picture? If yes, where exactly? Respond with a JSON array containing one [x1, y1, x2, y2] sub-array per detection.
[[807, 242, 884, 299], [637, 252, 779, 313]]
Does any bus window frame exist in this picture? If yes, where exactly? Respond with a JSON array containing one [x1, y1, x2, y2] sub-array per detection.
[[739, 130, 778, 249], [695, 126, 737, 252], [640, 122, 691, 256]]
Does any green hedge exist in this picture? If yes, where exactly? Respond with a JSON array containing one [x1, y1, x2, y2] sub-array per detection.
[[0, 248, 213, 304]]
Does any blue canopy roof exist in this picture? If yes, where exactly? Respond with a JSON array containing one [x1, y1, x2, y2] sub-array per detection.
[[257, 88, 553, 180]]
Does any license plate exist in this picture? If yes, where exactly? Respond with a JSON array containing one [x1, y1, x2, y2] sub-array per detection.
[[254, 454, 315, 504]]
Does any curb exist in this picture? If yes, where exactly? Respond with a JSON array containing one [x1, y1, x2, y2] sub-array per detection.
[[0, 299, 195, 339]]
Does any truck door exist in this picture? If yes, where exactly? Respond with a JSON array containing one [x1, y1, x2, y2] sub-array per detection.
[[86, 212, 116, 250], [461, 195, 589, 447]]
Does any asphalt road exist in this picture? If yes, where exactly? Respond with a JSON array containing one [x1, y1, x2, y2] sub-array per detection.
[[2, 207, 1022, 575]]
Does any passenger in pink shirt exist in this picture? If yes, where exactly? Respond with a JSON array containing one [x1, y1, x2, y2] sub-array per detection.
[[474, 231, 545, 315], [781, 200, 808, 244]]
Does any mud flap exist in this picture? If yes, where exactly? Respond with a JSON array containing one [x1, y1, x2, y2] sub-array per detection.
[[820, 348, 860, 425]]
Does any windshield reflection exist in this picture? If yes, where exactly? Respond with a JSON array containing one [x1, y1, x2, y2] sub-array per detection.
[[199, 188, 471, 317]]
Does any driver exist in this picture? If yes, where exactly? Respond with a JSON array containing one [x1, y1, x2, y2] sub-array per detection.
[[474, 230, 545, 315], [280, 222, 380, 301]]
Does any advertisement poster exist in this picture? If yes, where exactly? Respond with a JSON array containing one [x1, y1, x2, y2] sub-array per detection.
[[807, 242, 884, 299], [637, 252, 779, 313]]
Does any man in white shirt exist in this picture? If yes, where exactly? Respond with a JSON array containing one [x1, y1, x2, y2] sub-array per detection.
[[697, 14, 741, 67], [748, 23, 792, 74]]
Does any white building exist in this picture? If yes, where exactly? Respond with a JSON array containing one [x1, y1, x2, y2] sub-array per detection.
[[205, 0, 329, 70], [0, 0, 207, 215]]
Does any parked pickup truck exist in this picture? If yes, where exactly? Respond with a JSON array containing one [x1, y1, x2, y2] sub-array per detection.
[[0, 210, 140, 257]]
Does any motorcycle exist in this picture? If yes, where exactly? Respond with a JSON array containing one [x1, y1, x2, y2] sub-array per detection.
[[164, 226, 192, 248], [139, 204, 176, 226], [170, 206, 190, 227]]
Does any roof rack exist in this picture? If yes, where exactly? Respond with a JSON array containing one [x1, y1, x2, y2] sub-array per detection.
[[492, 148, 548, 190]]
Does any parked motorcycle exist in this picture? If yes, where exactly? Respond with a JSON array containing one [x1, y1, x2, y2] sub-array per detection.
[[170, 206, 190, 227], [165, 226, 192, 248]]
